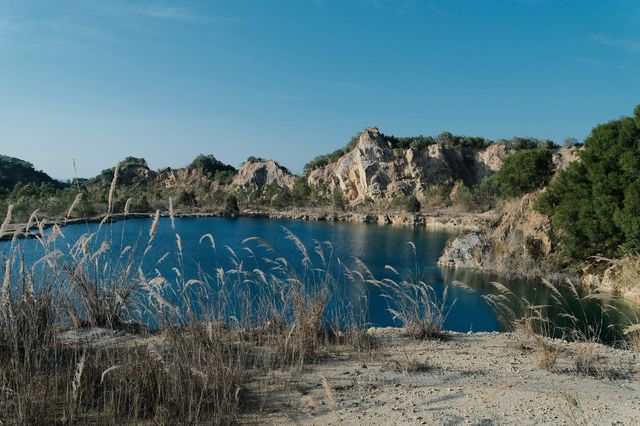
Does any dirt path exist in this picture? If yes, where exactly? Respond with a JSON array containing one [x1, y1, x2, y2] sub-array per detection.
[[242, 330, 640, 425]]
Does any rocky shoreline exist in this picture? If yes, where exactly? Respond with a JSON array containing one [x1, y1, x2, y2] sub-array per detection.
[[0, 207, 491, 241]]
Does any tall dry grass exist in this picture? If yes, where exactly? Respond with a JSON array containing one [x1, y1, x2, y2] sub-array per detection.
[[483, 278, 638, 377], [0, 175, 383, 423], [368, 242, 472, 340]]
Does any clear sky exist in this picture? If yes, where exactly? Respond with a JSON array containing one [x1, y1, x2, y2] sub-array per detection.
[[1, 0, 639, 179]]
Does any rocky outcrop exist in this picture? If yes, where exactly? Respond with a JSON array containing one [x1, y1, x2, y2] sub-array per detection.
[[438, 192, 556, 278], [307, 127, 512, 202], [552, 146, 581, 171], [115, 163, 157, 186], [582, 256, 640, 304], [437, 232, 491, 269], [157, 167, 219, 189], [232, 159, 295, 189]]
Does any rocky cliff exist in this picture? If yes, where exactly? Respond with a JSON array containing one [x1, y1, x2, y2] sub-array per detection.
[[232, 159, 295, 189], [437, 142, 583, 279], [437, 192, 555, 278], [306, 127, 512, 202]]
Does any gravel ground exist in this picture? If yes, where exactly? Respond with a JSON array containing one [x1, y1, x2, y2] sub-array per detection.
[[241, 329, 640, 425]]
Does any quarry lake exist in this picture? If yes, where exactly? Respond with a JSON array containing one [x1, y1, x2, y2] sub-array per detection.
[[2, 216, 635, 341]]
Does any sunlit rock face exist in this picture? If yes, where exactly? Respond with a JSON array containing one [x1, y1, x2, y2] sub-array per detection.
[[307, 127, 512, 202], [232, 159, 295, 189]]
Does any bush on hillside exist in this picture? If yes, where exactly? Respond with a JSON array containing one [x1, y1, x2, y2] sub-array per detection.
[[481, 149, 555, 198], [188, 154, 236, 182], [389, 194, 421, 213], [536, 105, 640, 258]]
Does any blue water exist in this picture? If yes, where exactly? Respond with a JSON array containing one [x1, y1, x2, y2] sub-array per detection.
[[1, 216, 635, 338]]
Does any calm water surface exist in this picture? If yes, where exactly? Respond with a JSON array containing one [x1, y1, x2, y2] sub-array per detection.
[[1, 217, 636, 340]]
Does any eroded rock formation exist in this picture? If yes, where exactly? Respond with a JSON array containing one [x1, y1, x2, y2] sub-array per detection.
[[306, 127, 512, 202], [232, 159, 295, 189]]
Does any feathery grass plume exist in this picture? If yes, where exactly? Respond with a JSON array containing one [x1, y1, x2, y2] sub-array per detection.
[[0, 204, 14, 238], [2, 257, 12, 316], [23, 209, 40, 238], [47, 224, 64, 245], [65, 193, 83, 223], [200, 233, 216, 252], [169, 197, 175, 230], [149, 210, 160, 243], [123, 197, 132, 216], [282, 226, 311, 267], [108, 161, 120, 214], [100, 365, 121, 384], [72, 353, 86, 404], [176, 234, 183, 257], [90, 241, 110, 261]]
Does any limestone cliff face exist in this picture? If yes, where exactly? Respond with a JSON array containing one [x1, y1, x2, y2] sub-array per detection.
[[232, 159, 295, 189], [438, 192, 554, 277], [307, 127, 512, 202], [552, 146, 581, 171], [157, 167, 220, 189]]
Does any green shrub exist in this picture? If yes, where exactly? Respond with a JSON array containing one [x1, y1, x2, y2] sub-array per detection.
[[272, 187, 293, 209], [536, 105, 640, 258], [389, 194, 421, 213], [497, 137, 558, 151], [332, 190, 347, 210], [291, 177, 312, 204], [223, 194, 239, 216], [178, 190, 197, 207], [481, 149, 555, 198], [188, 154, 236, 182], [423, 185, 452, 208]]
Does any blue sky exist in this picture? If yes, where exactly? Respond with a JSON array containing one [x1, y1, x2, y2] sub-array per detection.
[[1, 0, 639, 179]]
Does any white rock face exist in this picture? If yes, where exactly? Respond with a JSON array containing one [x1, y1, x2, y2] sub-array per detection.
[[437, 191, 554, 277], [552, 145, 581, 170], [437, 232, 489, 269], [307, 127, 513, 201], [232, 159, 295, 189]]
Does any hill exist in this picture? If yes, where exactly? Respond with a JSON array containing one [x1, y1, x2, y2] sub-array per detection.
[[0, 155, 62, 192]]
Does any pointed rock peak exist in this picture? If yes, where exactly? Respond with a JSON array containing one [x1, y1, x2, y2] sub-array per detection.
[[356, 126, 388, 148], [233, 157, 294, 189], [362, 127, 381, 137]]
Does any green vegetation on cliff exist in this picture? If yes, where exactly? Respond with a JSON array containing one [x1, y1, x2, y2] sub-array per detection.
[[536, 105, 640, 259], [481, 149, 555, 198], [303, 129, 558, 174], [188, 154, 237, 184]]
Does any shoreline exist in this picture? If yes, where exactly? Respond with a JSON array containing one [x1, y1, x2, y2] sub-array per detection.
[[0, 207, 491, 241]]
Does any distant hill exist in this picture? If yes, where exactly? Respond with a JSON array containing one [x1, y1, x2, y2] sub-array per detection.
[[0, 155, 62, 192]]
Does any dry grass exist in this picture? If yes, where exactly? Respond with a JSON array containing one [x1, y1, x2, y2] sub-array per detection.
[[483, 278, 638, 379], [625, 325, 640, 353], [0, 183, 382, 424], [368, 243, 472, 341], [535, 338, 560, 370]]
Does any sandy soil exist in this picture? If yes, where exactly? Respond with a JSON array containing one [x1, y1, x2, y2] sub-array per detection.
[[242, 330, 640, 425]]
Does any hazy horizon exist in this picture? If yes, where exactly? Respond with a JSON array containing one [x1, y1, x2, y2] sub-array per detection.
[[1, 0, 639, 179]]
